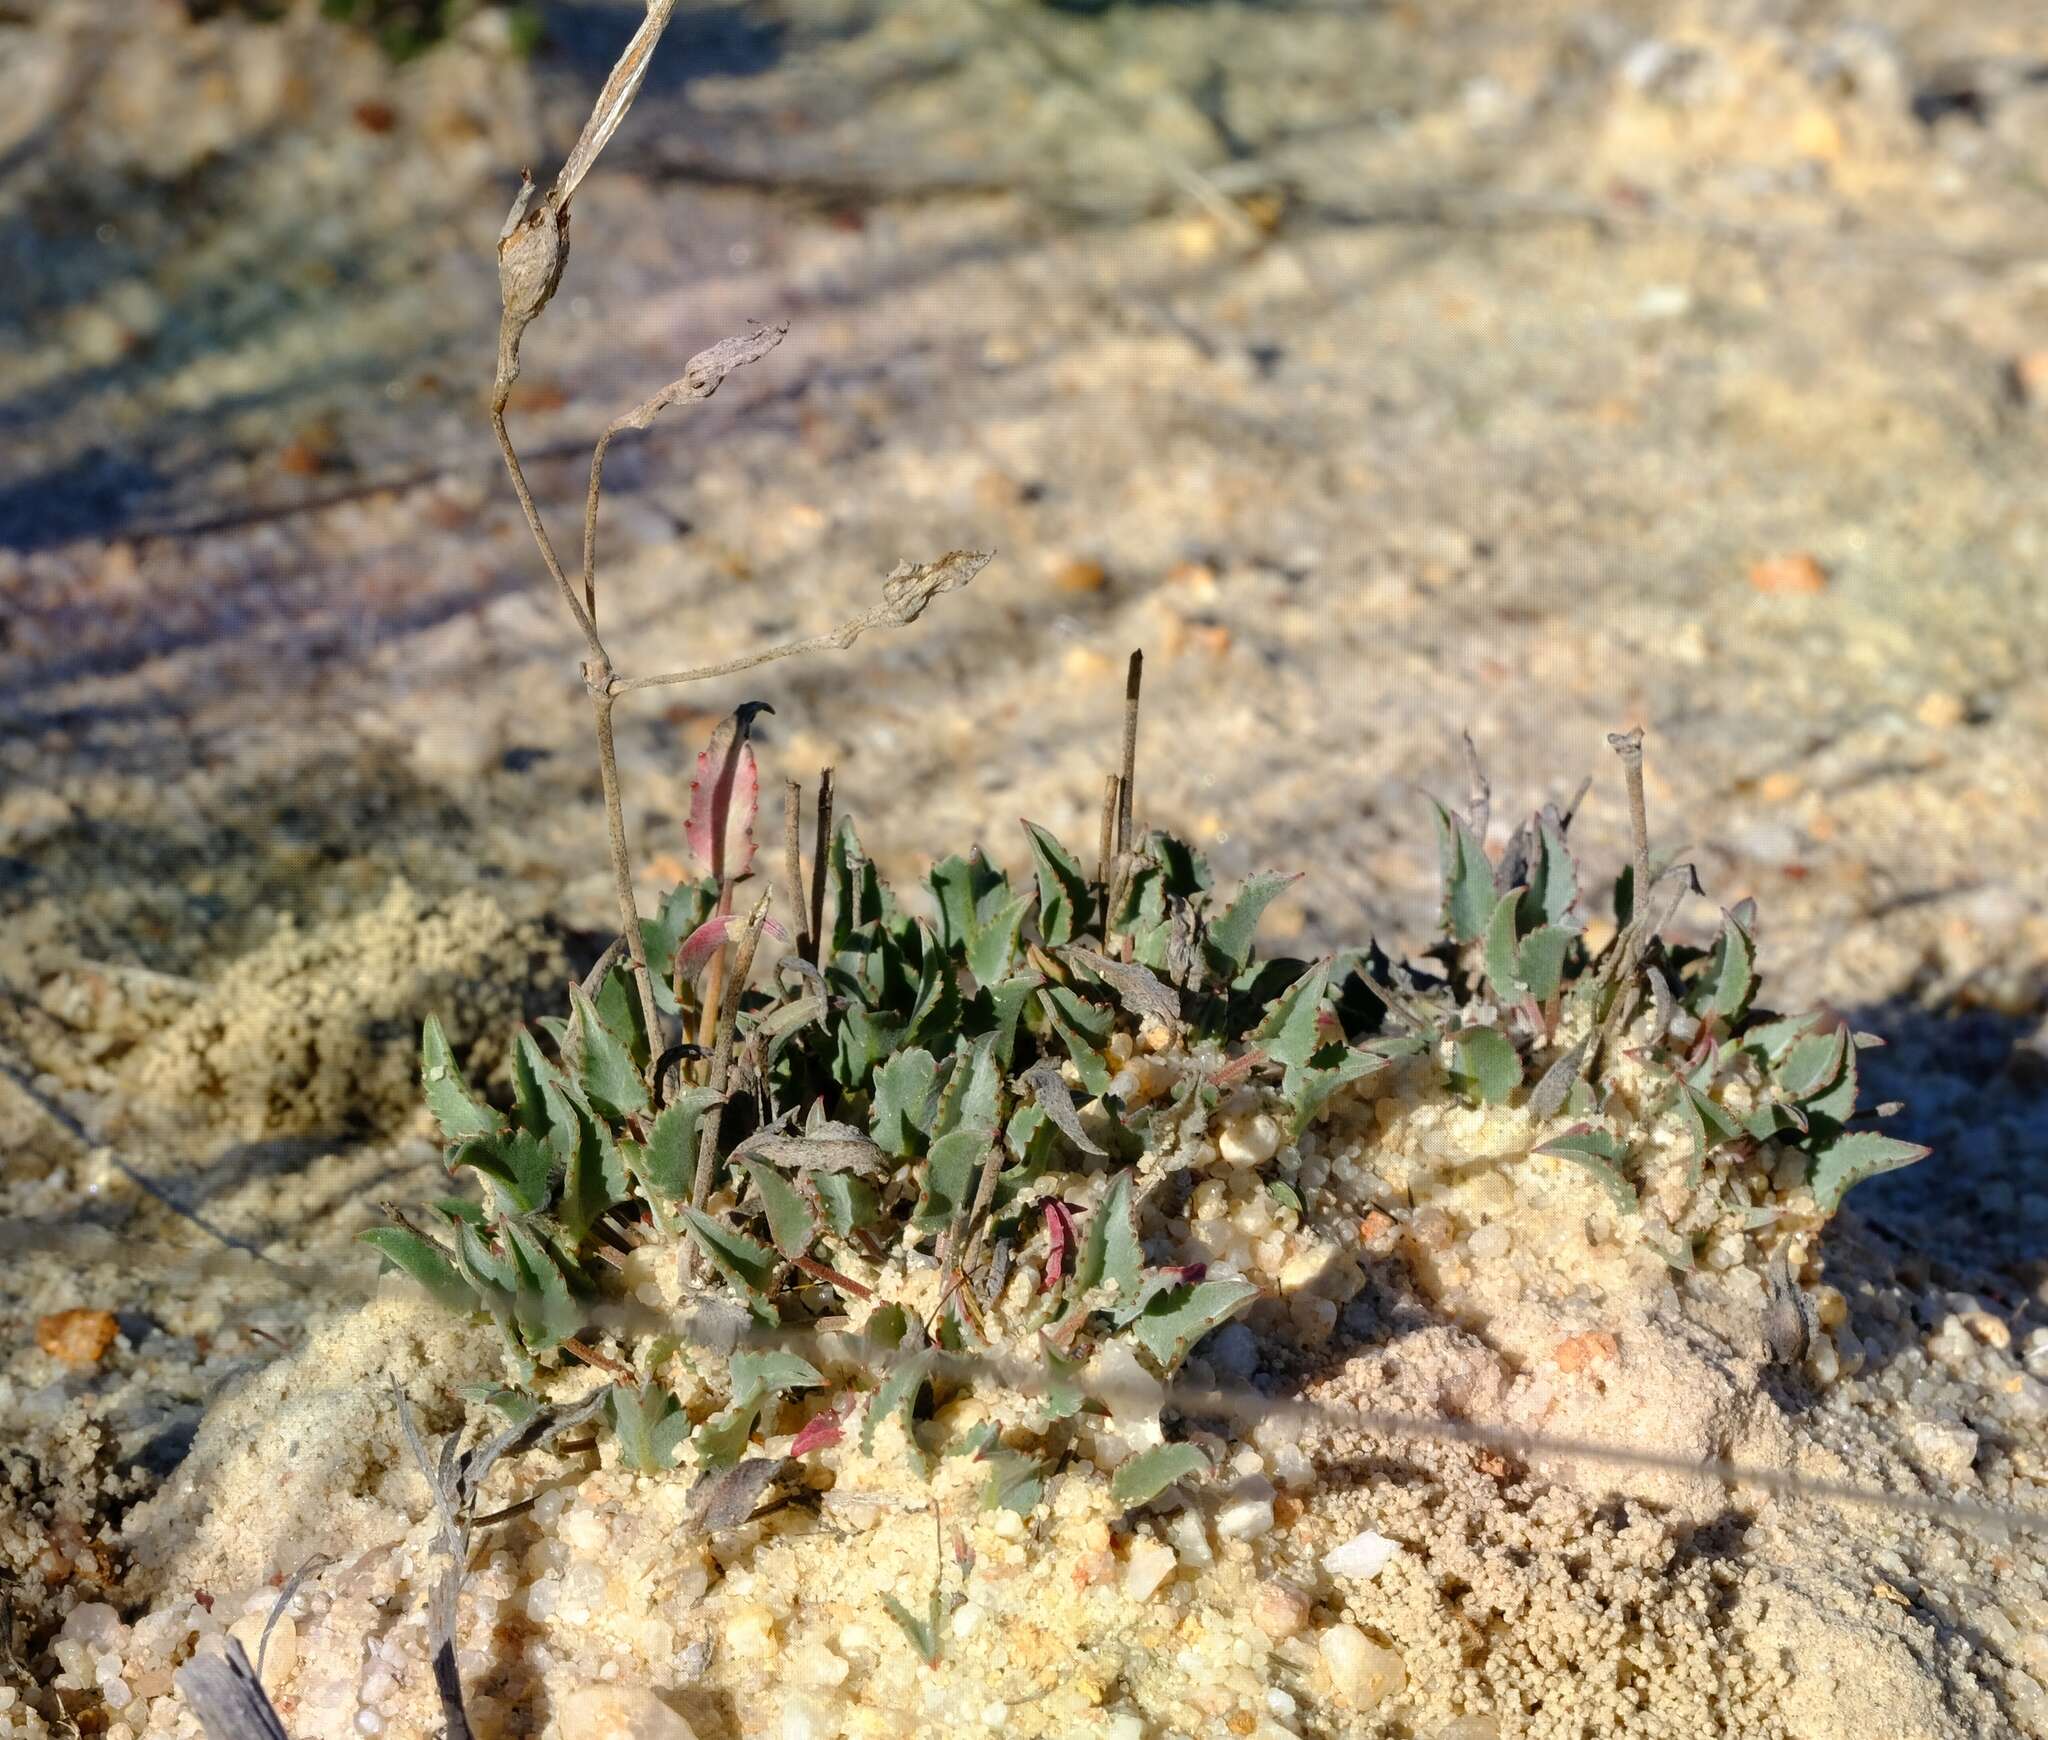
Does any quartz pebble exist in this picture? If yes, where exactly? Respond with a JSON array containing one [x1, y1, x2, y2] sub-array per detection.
[[1322, 1528, 1400, 1580], [1910, 1420, 1978, 1482], [1124, 1539, 1178, 1602], [557, 1684, 700, 1740], [1319, 1623, 1406, 1709], [1215, 1476, 1277, 1541], [1251, 1580, 1312, 1639]]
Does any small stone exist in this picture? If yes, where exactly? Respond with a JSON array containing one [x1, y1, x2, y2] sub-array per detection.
[[1748, 553, 1829, 595], [1219, 1113, 1283, 1167], [226, 1613, 295, 1691], [2009, 350, 2048, 408], [557, 1684, 700, 1740], [1215, 1477, 1277, 1541], [1959, 1309, 2011, 1350], [725, 1603, 778, 1658], [1051, 557, 1110, 595], [1553, 1331, 1619, 1374], [1910, 1420, 1978, 1483], [1251, 1580, 1312, 1639], [1123, 1539, 1178, 1602], [1436, 1721, 1501, 1740], [1319, 1623, 1405, 1710], [37, 1308, 119, 1368], [1321, 1529, 1400, 1581], [1915, 690, 1968, 731]]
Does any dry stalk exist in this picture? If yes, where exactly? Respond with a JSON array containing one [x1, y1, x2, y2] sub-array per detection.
[[481, 6, 989, 1053]]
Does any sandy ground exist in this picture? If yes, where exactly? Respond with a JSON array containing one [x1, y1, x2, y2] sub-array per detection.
[[3, 0, 2048, 1734]]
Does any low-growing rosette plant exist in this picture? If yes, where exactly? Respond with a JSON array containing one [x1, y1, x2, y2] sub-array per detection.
[[367, 704, 1928, 1512]]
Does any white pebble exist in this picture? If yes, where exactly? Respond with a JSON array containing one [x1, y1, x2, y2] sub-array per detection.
[[1123, 1540, 1178, 1602], [1220, 1113, 1282, 1167], [1910, 1420, 1979, 1483], [1216, 1476, 1277, 1541], [1322, 1529, 1401, 1580], [1319, 1623, 1405, 1709], [556, 1683, 701, 1740]]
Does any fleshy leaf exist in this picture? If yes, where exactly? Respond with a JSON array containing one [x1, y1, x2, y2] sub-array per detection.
[[686, 707, 762, 881], [571, 987, 647, 1120], [421, 1014, 498, 1144], [1205, 871, 1301, 978], [1516, 926, 1572, 1005], [863, 1348, 936, 1474], [1431, 799, 1494, 943], [1023, 821, 1093, 948], [359, 1226, 476, 1312], [1110, 1442, 1208, 1508], [1808, 1131, 1929, 1214], [607, 1383, 693, 1473], [1254, 961, 1332, 1076], [914, 1126, 990, 1231], [742, 1159, 818, 1259], [635, 1087, 723, 1202], [729, 1349, 823, 1405], [1284, 1050, 1381, 1139], [1776, 1025, 1848, 1102], [979, 1449, 1045, 1516], [1450, 1027, 1521, 1105], [682, 1209, 781, 1324], [872, 1047, 938, 1156], [1483, 889, 1525, 1002], [1535, 1128, 1637, 1213], [1037, 1337, 1084, 1422], [790, 1406, 846, 1459], [1692, 909, 1756, 1021], [1044, 1199, 1078, 1291], [1516, 811, 1578, 932], [1074, 1171, 1143, 1300], [1130, 1276, 1260, 1373]]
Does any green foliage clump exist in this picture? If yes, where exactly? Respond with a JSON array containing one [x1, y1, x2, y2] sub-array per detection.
[[367, 708, 1926, 1496]]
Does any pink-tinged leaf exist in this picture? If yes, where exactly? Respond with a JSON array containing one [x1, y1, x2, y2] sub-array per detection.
[[676, 911, 789, 983], [1313, 1006, 1345, 1049], [686, 706, 767, 881], [1208, 1049, 1264, 1089], [1154, 1262, 1208, 1286], [1043, 1199, 1077, 1292], [790, 1404, 846, 1459]]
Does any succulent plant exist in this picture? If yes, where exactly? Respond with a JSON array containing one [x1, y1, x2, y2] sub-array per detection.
[[367, 699, 1927, 1504]]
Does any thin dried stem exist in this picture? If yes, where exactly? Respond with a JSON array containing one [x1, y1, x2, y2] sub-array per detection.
[[808, 768, 834, 966], [1096, 772, 1120, 906], [1608, 727, 1651, 914], [1117, 649, 1143, 854], [784, 777, 809, 961], [690, 889, 774, 1214], [1461, 730, 1491, 844], [616, 552, 992, 694], [592, 694, 664, 1044]]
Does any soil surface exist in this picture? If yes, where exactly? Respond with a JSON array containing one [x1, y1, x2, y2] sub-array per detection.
[[3, 1, 2047, 1736]]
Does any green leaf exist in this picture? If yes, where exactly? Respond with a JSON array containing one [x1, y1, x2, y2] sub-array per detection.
[[979, 1449, 1046, 1516], [1534, 1129, 1637, 1213], [1776, 1026, 1848, 1102], [808, 1171, 878, 1238], [1808, 1131, 1928, 1214], [1284, 1050, 1381, 1140], [450, 1129, 553, 1217], [832, 1003, 903, 1092], [1131, 1276, 1260, 1373], [914, 1126, 990, 1231], [1676, 1079, 1743, 1185], [634, 1087, 723, 1203], [607, 1383, 693, 1473], [729, 1349, 823, 1406], [880, 1591, 942, 1666], [421, 1014, 498, 1143], [934, 1034, 1003, 1140], [828, 816, 887, 951], [742, 1160, 818, 1259], [1074, 1171, 1143, 1300], [1023, 821, 1093, 947], [682, 1209, 781, 1324], [1037, 1340, 1085, 1425], [1041, 987, 1114, 1096], [863, 1348, 936, 1475], [1205, 871, 1300, 979], [502, 1218, 583, 1352], [570, 988, 647, 1120], [1254, 961, 1331, 1076], [592, 964, 650, 1071], [1267, 1179, 1303, 1213], [511, 1028, 552, 1137], [1802, 1043, 1860, 1131], [1515, 926, 1572, 1005], [979, 973, 1042, 1071], [1431, 800, 1494, 943], [1450, 1027, 1521, 1105], [1517, 812, 1578, 932], [359, 1226, 477, 1312], [930, 852, 1031, 990], [1691, 910, 1756, 1022], [1482, 889, 1525, 1002], [555, 1089, 629, 1247], [1110, 1442, 1209, 1508]]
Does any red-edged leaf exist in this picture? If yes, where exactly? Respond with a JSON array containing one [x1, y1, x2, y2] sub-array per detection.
[[676, 910, 789, 983], [790, 1403, 847, 1458], [687, 707, 764, 881], [1043, 1199, 1077, 1291]]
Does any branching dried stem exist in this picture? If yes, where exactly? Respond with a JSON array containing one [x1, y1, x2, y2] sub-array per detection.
[[482, 4, 989, 1061]]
